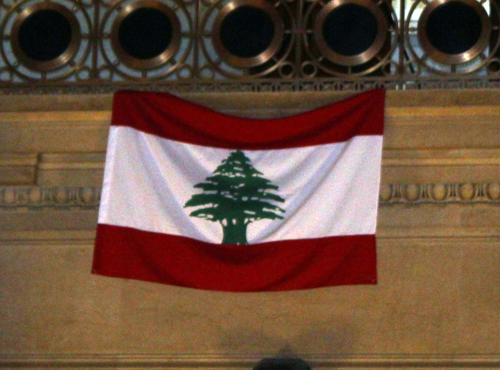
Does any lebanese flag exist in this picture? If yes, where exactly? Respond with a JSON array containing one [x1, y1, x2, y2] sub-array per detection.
[[92, 89, 385, 292]]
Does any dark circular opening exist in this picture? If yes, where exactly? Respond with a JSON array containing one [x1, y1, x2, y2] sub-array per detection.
[[18, 9, 72, 62], [118, 7, 173, 60], [322, 4, 378, 57], [302, 63, 315, 75], [426, 1, 483, 54], [220, 6, 275, 58], [488, 60, 500, 72], [280, 63, 294, 75]]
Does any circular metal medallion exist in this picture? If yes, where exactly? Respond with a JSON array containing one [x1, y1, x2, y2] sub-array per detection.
[[10, 2, 81, 71], [417, 0, 491, 64], [111, 0, 181, 70], [313, 0, 388, 66], [212, 0, 285, 68]]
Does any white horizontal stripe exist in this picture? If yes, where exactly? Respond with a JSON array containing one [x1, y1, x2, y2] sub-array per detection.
[[99, 126, 383, 244]]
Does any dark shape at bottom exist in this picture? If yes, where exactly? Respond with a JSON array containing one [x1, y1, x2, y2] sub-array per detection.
[[254, 358, 312, 370]]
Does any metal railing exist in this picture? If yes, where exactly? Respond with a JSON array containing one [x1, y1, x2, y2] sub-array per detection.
[[1, 0, 500, 93]]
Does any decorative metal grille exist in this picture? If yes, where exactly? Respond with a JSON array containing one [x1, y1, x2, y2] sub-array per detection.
[[1, 0, 500, 92]]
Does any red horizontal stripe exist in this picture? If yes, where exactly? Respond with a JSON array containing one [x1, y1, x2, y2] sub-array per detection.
[[111, 89, 385, 150], [92, 224, 377, 292]]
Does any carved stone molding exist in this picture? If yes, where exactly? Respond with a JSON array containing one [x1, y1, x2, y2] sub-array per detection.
[[380, 183, 500, 204], [3, 77, 500, 96], [1, 354, 500, 369], [1, 184, 500, 210], [0, 186, 100, 209]]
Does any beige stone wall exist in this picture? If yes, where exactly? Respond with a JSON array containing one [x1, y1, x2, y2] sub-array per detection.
[[1, 90, 499, 370]]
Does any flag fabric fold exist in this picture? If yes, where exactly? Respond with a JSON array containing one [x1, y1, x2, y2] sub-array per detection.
[[92, 89, 385, 292]]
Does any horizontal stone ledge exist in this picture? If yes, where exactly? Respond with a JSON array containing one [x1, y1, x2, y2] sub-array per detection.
[[1, 354, 500, 369], [1, 231, 500, 245], [3, 111, 500, 152], [3, 105, 500, 122], [5, 149, 500, 167], [5, 149, 500, 187], [3, 89, 500, 112], [1, 184, 500, 210]]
